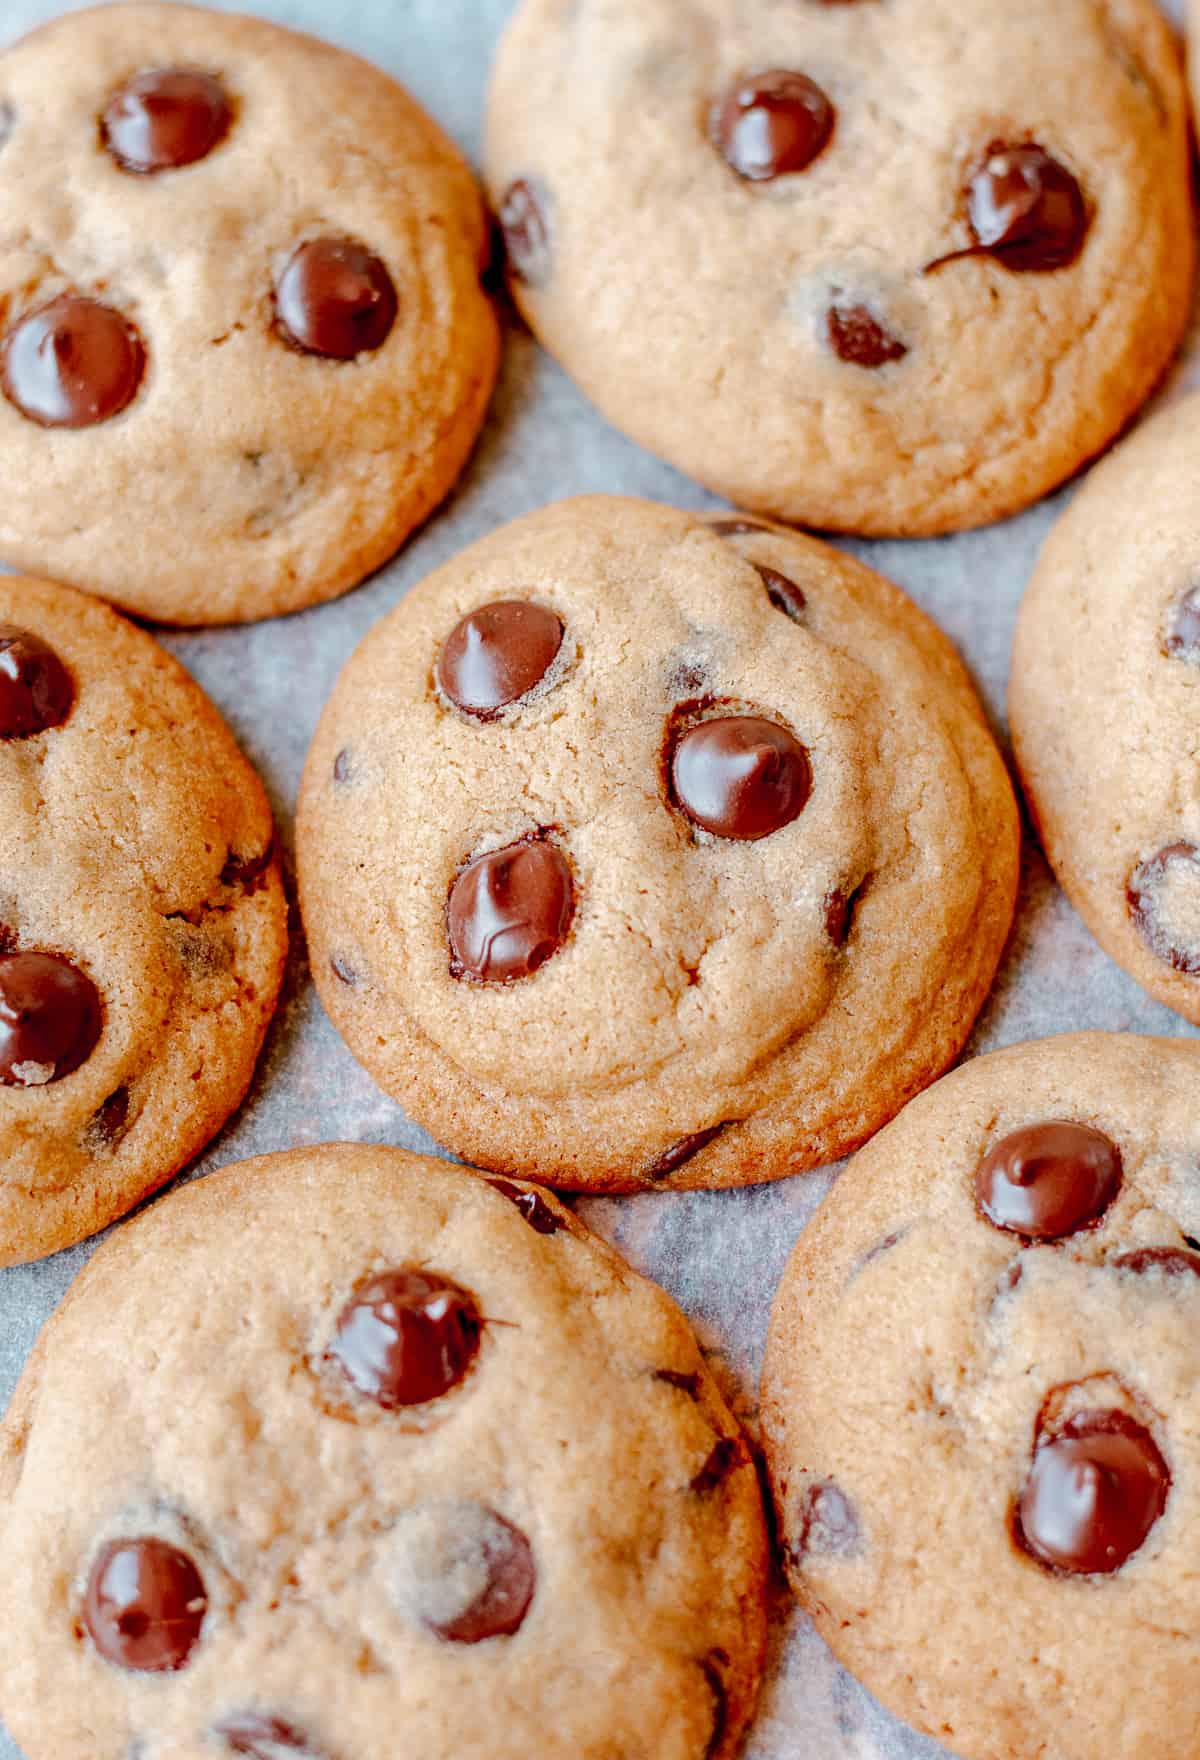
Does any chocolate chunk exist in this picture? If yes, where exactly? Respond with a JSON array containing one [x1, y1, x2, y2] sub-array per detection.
[[102, 69, 231, 174], [975, 1121, 1122, 1240], [930, 142, 1089, 274], [326, 1269, 482, 1409], [436, 601, 564, 718], [329, 955, 360, 988], [497, 178, 553, 287], [654, 1368, 703, 1398], [793, 1480, 860, 1561], [83, 1537, 207, 1673], [701, 1654, 728, 1760], [708, 517, 771, 537], [389, 1501, 536, 1643], [713, 70, 835, 182], [1164, 586, 1200, 663], [691, 1437, 747, 1493], [447, 837, 574, 983], [2, 295, 145, 428], [83, 1086, 131, 1153], [275, 237, 397, 359], [756, 565, 806, 622], [671, 716, 811, 840], [215, 1713, 327, 1758], [1128, 843, 1200, 974], [1016, 1409, 1168, 1575], [488, 1177, 565, 1235], [645, 1125, 726, 1181], [1112, 1246, 1200, 1279], [826, 302, 908, 368], [0, 952, 102, 1086], [0, 626, 74, 738]]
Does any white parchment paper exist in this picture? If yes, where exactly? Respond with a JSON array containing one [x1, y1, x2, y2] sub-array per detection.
[[0, 2, 1196, 1754]]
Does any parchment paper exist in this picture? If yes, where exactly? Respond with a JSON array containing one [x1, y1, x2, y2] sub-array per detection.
[[0, 2, 1196, 1754]]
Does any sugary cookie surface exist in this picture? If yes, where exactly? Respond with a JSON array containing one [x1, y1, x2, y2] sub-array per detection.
[[0, 1145, 767, 1760]]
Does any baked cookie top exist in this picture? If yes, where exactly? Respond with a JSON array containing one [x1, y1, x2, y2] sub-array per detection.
[[484, 0, 1192, 537], [1010, 392, 1200, 1027], [0, 575, 286, 1264], [297, 495, 1019, 1191], [0, 1143, 768, 1760], [763, 1032, 1200, 1760], [0, 3, 498, 624]]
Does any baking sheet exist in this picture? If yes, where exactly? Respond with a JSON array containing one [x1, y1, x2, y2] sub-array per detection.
[[0, 1, 1197, 1754]]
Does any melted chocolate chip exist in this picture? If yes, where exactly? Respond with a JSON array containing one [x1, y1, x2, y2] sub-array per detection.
[[0, 952, 102, 1086], [326, 1269, 482, 1409], [756, 565, 806, 622], [1128, 843, 1200, 974], [102, 69, 231, 174], [645, 1125, 726, 1181], [390, 1502, 536, 1643], [275, 237, 397, 359], [930, 143, 1089, 274], [1164, 586, 1200, 663], [655, 1368, 703, 1398], [83, 1538, 207, 1673], [793, 1480, 860, 1561], [329, 955, 360, 988], [713, 70, 835, 182], [826, 302, 908, 368], [436, 601, 564, 718], [2, 295, 145, 427], [83, 1086, 131, 1153], [701, 1655, 728, 1760], [1016, 1410, 1169, 1575], [447, 838, 574, 983], [708, 517, 772, 538], [1112, 1247, 1200, 1279], [215, 1714, 327, 1759], [975, 1121, 1122, 1240], [691, 1437, 747, 1493], [498, 178, 553, 287], [488, 1177, 565, 1235], [0, 626, 74, 738], [671, 716, 811, 840]]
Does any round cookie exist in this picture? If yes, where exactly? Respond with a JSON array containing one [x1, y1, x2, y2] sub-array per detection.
[[0, 575, 287, 1264], [296, 495, 1020, 1191], [0, 3, 498, 624], [1010, 393, 1200, 1027], [484, 0, 1193, 538], [762, 1032, 1200, 1760], [0, 1143, 768, 1760]]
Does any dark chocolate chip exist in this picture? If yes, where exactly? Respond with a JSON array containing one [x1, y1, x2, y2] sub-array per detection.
[[671, 715, 811, 840], [824, 882, 862, 948], [326, 1269, 482, 1409], [2, 295, 145, 427], [220, 845, 274, 891], [1016, 1409, 1168, 1575], [654, 1368, 703, 1398], [83, 1537, 207, 1673], [756, 565, 806, 622], [708, 517, 772, 538], [498, 179, 553, 288], [691, 1437, 747, 1493], [488, 1177, 565, 1235], [793, 1480, 860, 1561], [329, 955, 360, 988], [436, 601, 564, 719], [975, 1121, 1122, 1240], [1112, 1246, 1200, 1279], [1128, 843, 1200, 974], [83, 1086, 131, 1153], [645, 1125, 726, 1182], [0, 626, 74, 738], [102, 68, 231, 174], [713, 70, 835, 182], [701, 1654, 728, 1760], [275, 237, 397, 359], [825, 302, 908, 368], [0, 952, 102, 1086], [1164, 586, 1200, 663], [215, 1713, 327, 1758], [447, 837, 574, 983], [929, 142, 1088, 274], [332, 748, 353, 784], [429, 1510, 534, 1643], [391, 1501, 536, 1644]]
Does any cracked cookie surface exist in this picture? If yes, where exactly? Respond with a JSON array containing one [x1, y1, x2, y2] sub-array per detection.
[[763, 1032, 1200, 1760], [0, 2, 498, 624], [296, 495, 1019, 1191], [0, 1143, 768, 1760], [0, 575, 286, 1263], [484, 0, 1192, 537]]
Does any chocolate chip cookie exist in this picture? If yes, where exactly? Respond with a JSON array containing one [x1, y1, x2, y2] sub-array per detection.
[[762, 1031, 1200, 1760], [0, 1143, 768, 1759], [0, 3, 498, 624], [485, 0, 1192, 537], [0, 575, 286, 1264], [1010, 393, 1200, 1027], [296, 495, 1020, 1191]]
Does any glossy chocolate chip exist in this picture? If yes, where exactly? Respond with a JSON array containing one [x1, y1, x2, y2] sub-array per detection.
[[691, 1437, 747, 1493], [327, 1269, 482, 1409], [1128, 843, 1200, 974], [447, 838, 574, 983], [756, 565, 806, 622], [713, 70, 835, 182], [390, 1501, 536, 1643], [275, 237, 397, 360], [0, 626, 74, 738], [0, 952, 102, 1086], [701, 1655, 728, 1760], [1164, 586, 1200, 662], [437, 601, 564, 718], [942, 142, 1089, 273], [83, 1537, 207, 1672], [215, 1712, 327, 1758], [1113, 1247, 1200, 1279], [645, 1125, 726, 1181], [488, 1177, 565, 1235], [498, 178, 553, 287], [1017, 1410, 1169, 1575], [102, 68, 231, 174], [672, 716, 811, 840], [826, 302, 908, 367], [793, 1479, 860, 1561], [975, 1121, 1121, 1240], [2, 295, 145, 428]]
